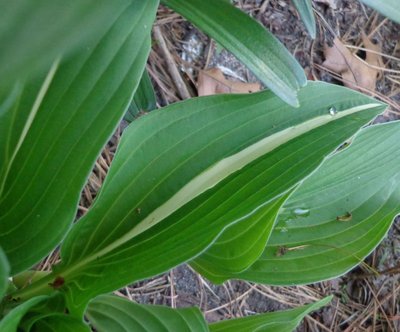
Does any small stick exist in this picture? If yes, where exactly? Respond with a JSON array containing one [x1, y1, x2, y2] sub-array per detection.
[[153, 26, 191, 100], [169, 270, 176, 308]]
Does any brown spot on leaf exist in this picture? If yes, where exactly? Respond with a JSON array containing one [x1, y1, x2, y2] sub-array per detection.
[[49, 276, 65, 289], [275, 246, 288, 257], [336, 211, 353, 222]]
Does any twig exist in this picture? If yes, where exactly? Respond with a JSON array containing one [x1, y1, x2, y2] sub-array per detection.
[[153, 26, 191, 100], [349, 264, 400, 280], [365, 280, 394, 332], [205, 287, 253, 314], [169, 270, 176, 308]]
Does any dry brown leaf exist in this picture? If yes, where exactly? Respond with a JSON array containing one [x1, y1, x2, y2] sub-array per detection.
[[361, 32, 384, 79], [322, 34, 383, 92], [314, 0, 337, 10], [197, 68, 261, 96]]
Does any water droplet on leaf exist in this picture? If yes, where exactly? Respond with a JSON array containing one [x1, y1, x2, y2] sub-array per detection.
[[293, 208, 310, 217], [329, 106, 338, 116]]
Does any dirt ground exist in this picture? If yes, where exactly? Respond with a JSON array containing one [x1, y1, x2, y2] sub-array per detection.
[[74, 1, 400, 331]]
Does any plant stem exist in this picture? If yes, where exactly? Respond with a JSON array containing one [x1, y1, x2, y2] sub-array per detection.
[[9, 272, 56, 302]]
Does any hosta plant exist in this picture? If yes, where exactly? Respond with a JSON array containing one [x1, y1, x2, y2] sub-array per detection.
[[1, 0, 399, 331], [293, 0, 400, 39]]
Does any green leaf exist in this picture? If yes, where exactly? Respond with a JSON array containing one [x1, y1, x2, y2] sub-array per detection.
[[17, 293, 67, 331], [0, 77, 49, 193], [0, 247, 10, 298], [0, 0, 133, 87], [192, 193, 292, 281], [209, 296, 332, 332], [0, 83, 24, 183], [87, 295, 208, 332], [125, 69, 157, 122], [0, 0, 159, 274], [29, 315, 90, 332], [161, 0, 306, 106], [36, 81, 384, 314], [237, 121, 400, 285], [190, 98, 381, 283], [360, 0, 400, 24], [292, 0, 316, 38], [0, 296, 47, 332], [1, 293, 86, 331]]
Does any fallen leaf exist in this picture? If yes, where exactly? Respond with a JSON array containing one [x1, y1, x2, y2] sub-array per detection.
[[361, 32, 384, 80], [323, 38, 352, 73], [322, 34, 383, 92], [197, 68, 261, 96]]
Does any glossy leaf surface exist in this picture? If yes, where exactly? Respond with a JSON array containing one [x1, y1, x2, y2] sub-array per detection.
[[209, 296, 332, 332], [191, 102, 381, 282], [45, 82, 385, 314], [192, 193, 292, 280], [0, 0, 158, 274], [238, 121, 400, 284], [161, 0, 306, 106], [87, 295, 208, 332]]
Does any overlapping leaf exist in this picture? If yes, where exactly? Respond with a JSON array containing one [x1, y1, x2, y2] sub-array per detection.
[[0, 0, 132, 87], [28, 315, 89, 332], [21, 82, 382, 314], [0, 296, 48, 331], [125, 69, 157, 122], [192, 193, 292, 280], [0, 292, 86, 331], [190, 100, 381, 282], [210, 296, 332, 332], [87, 295, 208, 332], [360, 0, 400, 24], [0, 0, 158, 274], [292, 0, 316, 38], [237, 121, 400, 285], [161, 0, 306, 106], [87, 295, 331, 332], [14, 293, 69, 331]]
